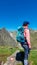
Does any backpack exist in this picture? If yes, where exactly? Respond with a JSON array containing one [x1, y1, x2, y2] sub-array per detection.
[[16, 26, 25, 43]]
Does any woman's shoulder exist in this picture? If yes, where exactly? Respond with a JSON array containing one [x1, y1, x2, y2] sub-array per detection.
[[24, 28, 29, 32]]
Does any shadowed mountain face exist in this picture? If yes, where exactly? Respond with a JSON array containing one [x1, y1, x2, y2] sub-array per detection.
[[0, 28, 17, 47]]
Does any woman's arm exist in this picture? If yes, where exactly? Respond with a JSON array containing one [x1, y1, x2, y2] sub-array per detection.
[[24, 29, 31, 49]]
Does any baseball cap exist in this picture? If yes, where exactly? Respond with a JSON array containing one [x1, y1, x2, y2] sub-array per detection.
[[23, 21, 29, 26]]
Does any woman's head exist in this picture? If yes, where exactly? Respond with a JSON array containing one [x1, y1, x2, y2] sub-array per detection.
[[22, 21, 29, 26]]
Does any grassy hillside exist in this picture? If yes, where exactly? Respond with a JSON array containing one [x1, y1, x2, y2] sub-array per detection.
[[0, 46, 17, 63], [0, 29, 37, 65], [16, 50, 37, 65], [29, 50, 37, 65]]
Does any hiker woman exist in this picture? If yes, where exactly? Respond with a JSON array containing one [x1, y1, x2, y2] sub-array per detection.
[[16, 21, 31, 65], [22, 21, 31, 65]]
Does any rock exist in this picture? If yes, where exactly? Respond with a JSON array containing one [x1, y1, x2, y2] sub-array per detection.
[[4, 50, 23, 65]]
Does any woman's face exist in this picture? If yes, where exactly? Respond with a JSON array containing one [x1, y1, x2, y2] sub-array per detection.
[[23, 24, 28, 28]]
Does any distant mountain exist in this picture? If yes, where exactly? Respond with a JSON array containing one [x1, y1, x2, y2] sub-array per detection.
[[30, 29, 37, 49], [0, 28, 17, 47], [9, 32, 17, 41], [0, 28, 37, 49]]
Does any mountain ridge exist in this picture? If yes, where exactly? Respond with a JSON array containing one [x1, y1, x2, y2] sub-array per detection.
[[0, 28, 37, 49], [0, 28, 17, 47]]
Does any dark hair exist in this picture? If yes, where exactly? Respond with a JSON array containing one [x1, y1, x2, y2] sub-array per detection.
[[22, 21, 29, 26]]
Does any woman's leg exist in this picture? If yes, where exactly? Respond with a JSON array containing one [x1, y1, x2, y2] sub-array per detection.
[[23, 45, 29, 65]]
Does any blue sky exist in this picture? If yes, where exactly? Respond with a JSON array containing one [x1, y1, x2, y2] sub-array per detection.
[[0, 0, 37, 31]]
